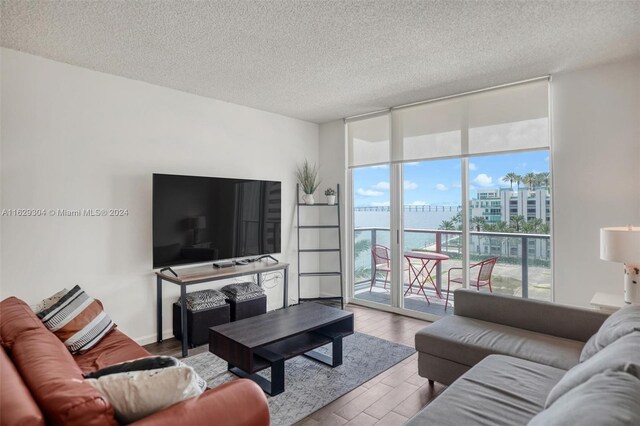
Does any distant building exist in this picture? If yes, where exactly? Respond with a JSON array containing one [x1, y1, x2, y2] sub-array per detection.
[[469, 188, 550, 224], [468, 188, 551, 260]]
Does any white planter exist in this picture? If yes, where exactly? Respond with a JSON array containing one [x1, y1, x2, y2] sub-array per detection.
[[302, 194, 315, 205], [326, 195, 336, 205]]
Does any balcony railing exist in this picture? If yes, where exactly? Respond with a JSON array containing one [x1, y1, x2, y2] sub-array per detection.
[[354, 227, 551, 301]]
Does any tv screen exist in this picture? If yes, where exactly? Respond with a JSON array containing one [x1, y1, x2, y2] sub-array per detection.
[[152, 174, 281, 268]]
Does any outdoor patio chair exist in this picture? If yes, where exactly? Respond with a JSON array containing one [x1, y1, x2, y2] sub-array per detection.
[[370, 244, 391, 291], [444, 256, 499, 311]]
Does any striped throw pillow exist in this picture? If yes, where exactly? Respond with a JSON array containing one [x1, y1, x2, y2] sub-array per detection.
[[37, 285, 115, 354]]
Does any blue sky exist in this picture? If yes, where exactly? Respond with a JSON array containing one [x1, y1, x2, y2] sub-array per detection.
[[353, 150, 549, 207]]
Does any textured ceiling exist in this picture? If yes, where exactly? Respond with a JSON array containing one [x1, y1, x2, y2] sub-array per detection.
[[2, 1, 639, 123]]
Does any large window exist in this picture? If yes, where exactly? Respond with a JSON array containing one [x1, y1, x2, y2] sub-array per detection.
[[347, 79, 551, 318], [464, 151, 551, 302]]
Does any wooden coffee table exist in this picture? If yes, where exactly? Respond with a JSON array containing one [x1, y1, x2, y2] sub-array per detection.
[[209, 303, 354, 395]]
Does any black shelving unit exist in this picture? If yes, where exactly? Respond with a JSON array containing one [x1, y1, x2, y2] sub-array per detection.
[[296, 183, 344, 309]]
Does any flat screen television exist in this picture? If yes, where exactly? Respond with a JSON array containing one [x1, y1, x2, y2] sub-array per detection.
[[153, 173, 281, 268]]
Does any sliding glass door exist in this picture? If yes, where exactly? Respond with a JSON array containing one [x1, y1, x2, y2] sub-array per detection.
[[352, 165, 392, 307], [347, 114, 395, 308], [402, 159, 462, 315], [347, 79, 552, 318]]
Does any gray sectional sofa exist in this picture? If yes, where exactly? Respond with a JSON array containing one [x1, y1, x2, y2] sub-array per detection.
[[408, 289, 640, 425]]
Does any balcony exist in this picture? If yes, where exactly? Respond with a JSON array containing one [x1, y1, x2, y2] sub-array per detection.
[[353, 227, 551, 316]]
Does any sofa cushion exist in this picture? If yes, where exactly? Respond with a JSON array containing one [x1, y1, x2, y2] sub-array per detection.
[[0, 348, 45, 426], [11, 326, 116, 425], [0, 297, 46, 350], [415, 315, 583, 370], [530, 370, 640, 426], [453, 289, 608, 342], [580, 304, 640, 362], [37, 285, 116, 354], [406, 355, 566, 426], [74, 328, 151, 374], [546, 331, 640, 407]]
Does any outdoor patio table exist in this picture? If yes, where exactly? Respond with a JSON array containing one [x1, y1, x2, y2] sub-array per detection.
[[404, 251, 450, 303]]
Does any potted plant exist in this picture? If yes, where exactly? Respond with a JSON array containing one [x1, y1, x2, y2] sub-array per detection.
[[296, 160, 320, 205], [325, 188, 336, 205]]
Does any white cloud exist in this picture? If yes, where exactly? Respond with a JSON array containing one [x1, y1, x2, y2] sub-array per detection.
[[356, 188, 383, 197], [452, 182, 462, 189], [409, 201, 428, 206], [405, 162, 420, 166], [404, 180, 418, 190], [469, 162, 477, 171], [371, 201, 391, 207], [371, 164, 389, 169], [371, 181, 390, 191], [545, 156, 549, 162], [472, 174, 493, 187], [435, 183, 448, 191]]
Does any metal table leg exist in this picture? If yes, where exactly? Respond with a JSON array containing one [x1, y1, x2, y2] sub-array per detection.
[[283, 265, 289, 308], [156, 276, 163, 343], [180, 284, 188, 357]]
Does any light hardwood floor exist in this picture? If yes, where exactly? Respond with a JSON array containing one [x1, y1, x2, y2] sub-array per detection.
[[143, 304, 444, 425]]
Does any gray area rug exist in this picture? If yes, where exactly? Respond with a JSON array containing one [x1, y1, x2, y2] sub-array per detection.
[[183, 332, 415, 426]]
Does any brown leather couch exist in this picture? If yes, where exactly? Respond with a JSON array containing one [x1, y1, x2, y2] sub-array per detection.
[[0, 296, 270, 426]]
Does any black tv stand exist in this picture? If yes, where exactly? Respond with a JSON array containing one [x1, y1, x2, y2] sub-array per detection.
[[156, 262, 290, 357]]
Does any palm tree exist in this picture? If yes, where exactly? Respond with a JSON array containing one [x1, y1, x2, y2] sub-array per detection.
[[536, 172, 550, 189], [439, 220, 455, 230], [439, 220, 455, 250], [494, 221, 509, 232], [509, 215, 525, 232], [484, 223, 497, 232], [471, 216, 486, 232], [522, 173, 538, 191], [502, 172, 521, 190], [451, 211, 463, 231], [523, 218, 544, 234], [353, 237, 372, 279]]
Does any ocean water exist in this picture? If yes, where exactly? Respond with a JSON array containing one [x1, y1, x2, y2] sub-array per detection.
[[354, 210, 460, 231]]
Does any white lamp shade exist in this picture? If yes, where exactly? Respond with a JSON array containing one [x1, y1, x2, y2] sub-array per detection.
[[600, 226, 640, 263]]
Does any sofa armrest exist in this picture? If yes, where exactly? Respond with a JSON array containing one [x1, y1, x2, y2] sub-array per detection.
[[453, 289, 609, 342], [131, 379, 269, 426]]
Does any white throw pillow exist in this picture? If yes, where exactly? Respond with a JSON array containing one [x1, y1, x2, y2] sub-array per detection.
[[86, 364, 207, 423], [36, 285, 115, 354]]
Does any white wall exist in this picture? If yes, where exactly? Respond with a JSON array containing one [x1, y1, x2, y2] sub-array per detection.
[[319, 58, 640, 309], [318, 120, 347, 298], [0, 48, 320, 343], [552, 58, 640, 306]]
